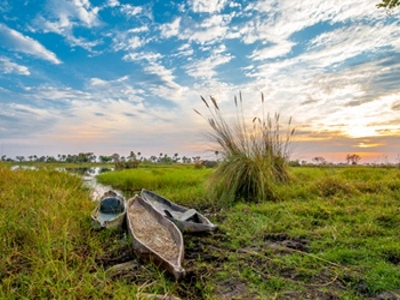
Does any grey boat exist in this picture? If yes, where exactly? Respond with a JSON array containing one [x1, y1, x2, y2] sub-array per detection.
[[141, 189, 217, 233]]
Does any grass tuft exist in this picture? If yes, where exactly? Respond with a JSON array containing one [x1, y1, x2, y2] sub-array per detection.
[[197, 93, 295, 204]]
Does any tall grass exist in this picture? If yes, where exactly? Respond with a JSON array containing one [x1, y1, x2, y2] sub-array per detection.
[[195, 93, 295, 204], [0, 167, 139, 298], [96, 167, 214, 208]]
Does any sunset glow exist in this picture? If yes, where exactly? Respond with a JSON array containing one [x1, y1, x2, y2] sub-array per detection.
[[0, 0, 399, 163]]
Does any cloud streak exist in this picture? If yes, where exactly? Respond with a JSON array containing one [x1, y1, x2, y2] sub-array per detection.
[[0, 23, 61, 64]]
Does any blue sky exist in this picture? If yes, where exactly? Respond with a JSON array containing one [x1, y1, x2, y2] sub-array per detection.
[[0, 0, 399, 163]]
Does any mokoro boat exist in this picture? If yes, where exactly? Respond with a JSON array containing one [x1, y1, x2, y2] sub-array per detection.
[[141, 189, 217, 233], [126, 195, 185, 280], [91, 191, 126, 229]]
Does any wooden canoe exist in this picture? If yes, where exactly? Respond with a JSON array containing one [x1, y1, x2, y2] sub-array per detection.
[[91, 191, 126, 229], [126, 195, 185, 280], [140, 189, 217, 233]]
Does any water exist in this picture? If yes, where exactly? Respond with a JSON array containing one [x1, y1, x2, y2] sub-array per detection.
[[10, 165, 39, 171], [60, 167, 124, 201]]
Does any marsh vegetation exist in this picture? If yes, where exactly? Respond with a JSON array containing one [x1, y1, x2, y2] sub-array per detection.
[[194, 93, 295, 206], [1, 162, 399, 299]]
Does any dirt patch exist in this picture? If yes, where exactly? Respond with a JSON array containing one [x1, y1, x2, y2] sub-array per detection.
[[214, 279, 250, 299], [374, 290, 400, 300], [263, 233, 310, 252], [387, 253, 400, 265]]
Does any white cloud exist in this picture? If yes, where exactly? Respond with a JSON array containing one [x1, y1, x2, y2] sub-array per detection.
[[90, 78, 107, 86], [112, 31, 148, 51], [160, 17, 181, 39], [239, 0, 387, 47], [120, 4, 143, 17], [128, 26, 149, 33], [186, 51, 233, 80], [72, 0, 100, 27], [0, 57, 30, 75], [189, 0, 228, 13], [107, 0, 119, 8], [44, 0, 100, 29], [89, 76, 130, 87], [172, 43, 194, 57], [127, 36, 144, 49], [31, 0, 101, 52], [0, 24, 61, 64], [249, 40, 295, 60], [28, 85, 91, 101], [123, 51, 163, 63], [303, 23, 400, 68], [182, 14, 233, 44]]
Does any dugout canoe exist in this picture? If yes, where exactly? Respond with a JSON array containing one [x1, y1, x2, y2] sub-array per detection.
[[126, 195, 185, 280], [141, 189, 217, 233], [91, 191, 126, 229]]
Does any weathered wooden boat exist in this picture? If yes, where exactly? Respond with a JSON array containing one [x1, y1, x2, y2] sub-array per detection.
[[126, 195, 185, 280], [140, 189, 217, 233], [91, 191, 126, 229]]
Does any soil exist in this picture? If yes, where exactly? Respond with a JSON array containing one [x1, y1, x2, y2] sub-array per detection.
[[95, 224, 398, 300]]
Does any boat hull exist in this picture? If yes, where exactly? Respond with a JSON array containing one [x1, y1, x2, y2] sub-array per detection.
[[141, 189, 217, 233], [91, 191, 126, 229], [126, 195, 185, 280]]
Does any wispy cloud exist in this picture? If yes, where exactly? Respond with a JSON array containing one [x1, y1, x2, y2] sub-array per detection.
[[31, 0, 102, 52], [122, 51, 163, 63], [185, 49, 233, 80], [249, 40, 295, 60], [159, 17, 181, 39], [120, 4, 143, 17], [181, 14, 233, 44], [112, 30, 150, 52], [0, 23, 61, 64], [0, 102, 57, 139], [189, 0, 228, 13], [0, 57, 30, 75]]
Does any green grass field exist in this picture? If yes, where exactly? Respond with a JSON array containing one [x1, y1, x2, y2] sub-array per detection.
[[1, 163, 399, 299]]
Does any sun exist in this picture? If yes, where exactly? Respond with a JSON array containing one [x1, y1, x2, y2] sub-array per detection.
[[345, 126, 378, 138]]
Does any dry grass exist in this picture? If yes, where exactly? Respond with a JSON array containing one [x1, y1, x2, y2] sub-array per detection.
[[195, 92, 295, 204]]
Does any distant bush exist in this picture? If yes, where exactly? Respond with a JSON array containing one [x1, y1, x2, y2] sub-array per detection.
[[195, 93, 295, 204], [115, 160, 139, 170], [202, 160, 219, 168]]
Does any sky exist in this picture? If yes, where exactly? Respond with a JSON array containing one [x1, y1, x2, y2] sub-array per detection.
[[0, 0, 399, 164]]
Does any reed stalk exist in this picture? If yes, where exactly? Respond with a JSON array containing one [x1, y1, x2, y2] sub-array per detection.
[[195, 93, 295, 204]]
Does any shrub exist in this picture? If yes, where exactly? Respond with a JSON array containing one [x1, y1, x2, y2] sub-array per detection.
[[195, 93, 295, 204], [114, 160, 139, 170]]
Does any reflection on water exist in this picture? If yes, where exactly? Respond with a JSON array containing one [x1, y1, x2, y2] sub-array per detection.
[[61, 167, 123, 201], [11, 165, 39, 171]]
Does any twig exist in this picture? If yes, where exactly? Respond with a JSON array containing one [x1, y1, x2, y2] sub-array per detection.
[[301, 274, 339, 288]]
